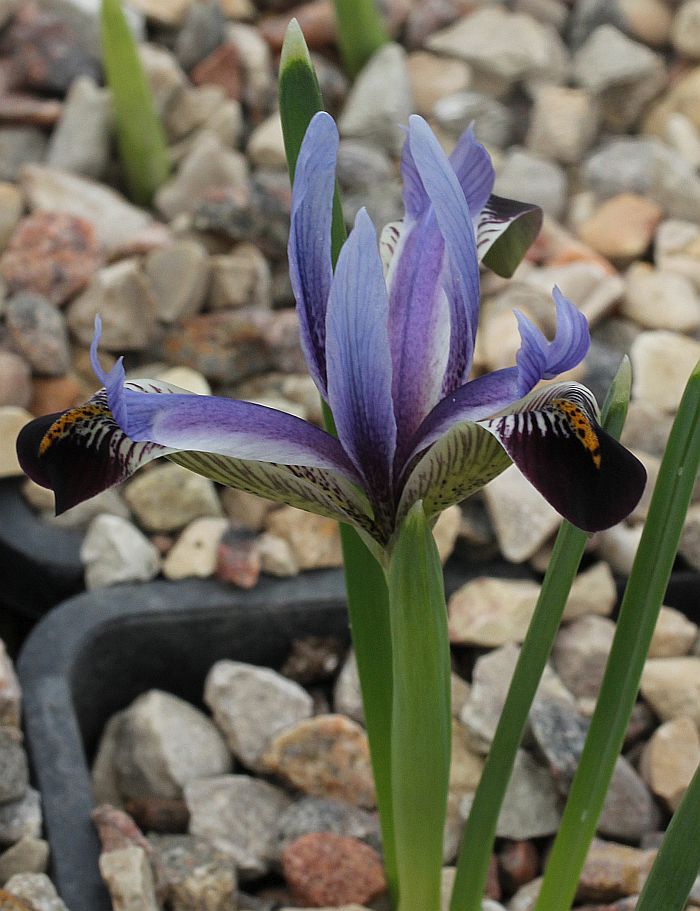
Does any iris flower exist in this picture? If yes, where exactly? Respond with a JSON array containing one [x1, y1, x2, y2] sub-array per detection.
[[17, 114, 645, 556]]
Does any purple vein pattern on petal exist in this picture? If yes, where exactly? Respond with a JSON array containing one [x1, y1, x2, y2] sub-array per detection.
[[386, 205, 450, 450], [408, 115, 480, 395], [409, 288, 590, 457], [288, 111, 338, 397], [448, 125, 495, 219], [89, 320, 361, 480], [325, 207, 397, 501]]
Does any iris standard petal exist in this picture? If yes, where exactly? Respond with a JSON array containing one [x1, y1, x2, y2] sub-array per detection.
[[448, 125, 494, 218], [386, 208, 451, 449], [482, 382, 647, 532], [325, 207, 397, 508], [477, 194, 543, 278], [409, 288, 590, 458], [407, 114, 480, 395], [288, 110, 338, 396]]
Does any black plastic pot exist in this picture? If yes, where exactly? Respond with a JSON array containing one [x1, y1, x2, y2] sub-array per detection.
[[16, 557, 529, 911], [0, 478, 83, 619], [22, 563, 695, 911], [17, 572, 352, 911]]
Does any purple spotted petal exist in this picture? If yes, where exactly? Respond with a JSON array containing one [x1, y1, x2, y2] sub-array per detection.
[[407, 115, 480, 396], [482, 383, 646, 532], [288, 111, 338, 397], [325, 207, 397, 509], [407, 288, 590, 459]]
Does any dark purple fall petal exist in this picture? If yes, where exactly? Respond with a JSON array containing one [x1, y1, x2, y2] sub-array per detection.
[[288, 111, 337, 398], [325, 208, 397, 505], [483, 384, 646, 533], [15, 394, 169, 513]]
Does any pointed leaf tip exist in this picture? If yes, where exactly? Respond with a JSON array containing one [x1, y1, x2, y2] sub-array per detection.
[[281, 18, 312, 70]]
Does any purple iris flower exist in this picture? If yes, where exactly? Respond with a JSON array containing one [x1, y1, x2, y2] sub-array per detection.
[[17, 113, 645, 548]]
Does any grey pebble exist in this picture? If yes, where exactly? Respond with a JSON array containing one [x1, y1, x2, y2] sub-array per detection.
[[0, 129, 46, 183], [0, 787, 41, 847], [5, 293, 71, 377], [0, 728, 28, 804], [46, 76, 112, 179]]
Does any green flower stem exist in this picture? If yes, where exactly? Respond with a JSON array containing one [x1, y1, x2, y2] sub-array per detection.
[[636, 761, 700, 911], [332, 0, 388, 77], [388, 502, 451, 911], [279, 20, 398, 903], [100, 0, 169, 206], [535, 359, 700, 911], [450, 359, 634, 911]]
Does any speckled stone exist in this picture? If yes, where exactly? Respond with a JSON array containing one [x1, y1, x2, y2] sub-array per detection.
[[0, 729, 27, 804], [0, 212, 100, 306], [0, 351, 31, 410], [0, 790, 41, 848], [185, 775, 292, 879], [640, 656, 700, 726], [80, 514, 161, 590], [265, 507, 342, 570], [262, 715, 376, 808], [3, 873, 68, 911], [282, 833, 385, 908], [0, 643, 20, 729], [66, 258, 158, 352], [113, 690, 231, 800], [204, 660, 313, 772], [144, 240, 210, 323], [640, 716, 700, 811], [338, 43, 412, 155], [148, 833, 236, 911], [98, 845, 160, 911], [276, 797, 380, 858], [124, 463, 223, 533], [5, 293, 71, 377]]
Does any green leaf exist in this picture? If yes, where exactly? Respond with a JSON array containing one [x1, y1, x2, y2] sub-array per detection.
[[635, 762, 700, 911], [535, 359, 700, 911], [388, 501, 451, 911], [332, 0, 388, 78], [101, 0, 170, 206], [279, 20, 398, 903], [450, 359, 634, 911], [279, 19, 346, 266]]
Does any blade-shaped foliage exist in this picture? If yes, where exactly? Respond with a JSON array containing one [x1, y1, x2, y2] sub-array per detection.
[[101, 0, 170, 206]]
